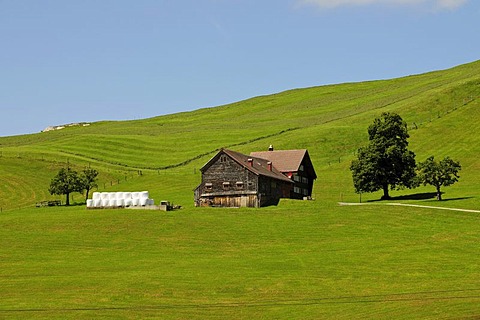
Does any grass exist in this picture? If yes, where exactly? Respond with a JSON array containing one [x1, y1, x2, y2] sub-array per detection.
[[0, 59, 480, 318], [1, 203, 479, 319]]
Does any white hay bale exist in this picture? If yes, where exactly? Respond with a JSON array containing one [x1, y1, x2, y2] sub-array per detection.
[[108, 199, 117, 207], [116, 192, 125, 200], [140, 198, 148, 206], [117, 199, 125, 207], [86, 199, 94, 208], [108, 192, 117, 200], [140, 191, 149, 199], [147, 199, 154, 206], [92, 192, 101, 200], [132, 198, 140, 206], [94, 199, 102, 207], [101, 199, 109, 207], [100, 192, 109, 200], [124, 192, 132, 199], [132, 192, 140, 199], [125, 199, 133, 207]]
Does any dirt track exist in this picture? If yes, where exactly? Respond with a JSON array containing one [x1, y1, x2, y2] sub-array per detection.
[[338, 202, 480, 213]]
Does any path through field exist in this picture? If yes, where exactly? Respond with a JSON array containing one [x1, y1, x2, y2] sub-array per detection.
[[338, 202, 480, 213]]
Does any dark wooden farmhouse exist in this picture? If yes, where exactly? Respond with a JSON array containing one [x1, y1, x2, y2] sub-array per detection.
[[251, 146, 317, 200], [194, 147, 316, 208]]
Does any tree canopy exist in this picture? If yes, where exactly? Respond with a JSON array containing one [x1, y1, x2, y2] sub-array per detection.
[[417, 156, 461, 201], [350, 112, 417, 200], [49, 167, 84, 206], [81, 167, 99, 201]]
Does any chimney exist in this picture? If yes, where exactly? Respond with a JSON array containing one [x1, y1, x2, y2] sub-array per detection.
[[267, 161, 272, 171], [247, 158, 253, 167], [268, 145, 274, 151]]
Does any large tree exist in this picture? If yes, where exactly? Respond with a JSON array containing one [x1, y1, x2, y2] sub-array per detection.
[[416, 156, 461, 201], [49, 167, 83, 206], [81, 167, 99, 201], [350, 112, 417, 200]]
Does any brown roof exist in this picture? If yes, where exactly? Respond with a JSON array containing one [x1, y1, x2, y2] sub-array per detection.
[[221, 149, 293, 183], [250, 149, 307, 172], [251, 149, 317, 179]]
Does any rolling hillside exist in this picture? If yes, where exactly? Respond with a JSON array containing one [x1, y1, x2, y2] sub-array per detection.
[[1, 60, 480, 319], [0, 60, 479, 209]]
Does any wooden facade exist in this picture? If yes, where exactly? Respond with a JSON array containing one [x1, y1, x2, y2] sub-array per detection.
[[194, 149, 294, 208], [251, 148, 317, 199]]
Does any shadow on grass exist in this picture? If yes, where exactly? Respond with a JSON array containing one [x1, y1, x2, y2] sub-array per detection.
[[427, 196, 474, 202], [367, 192, 438, 202], [367, 193, 474, 203]]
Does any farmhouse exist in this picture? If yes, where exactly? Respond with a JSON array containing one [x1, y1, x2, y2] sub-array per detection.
[[251, 146, 317, 199], [194, 147, 316, 208]]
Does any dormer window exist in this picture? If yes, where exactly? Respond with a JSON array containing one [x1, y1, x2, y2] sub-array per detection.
[[223, 182, 231, 190], [205, 183, 213, 192], [236, 181, 244, 189]]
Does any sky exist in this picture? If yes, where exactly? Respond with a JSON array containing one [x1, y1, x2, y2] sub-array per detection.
[[0, 0, 478, 137]]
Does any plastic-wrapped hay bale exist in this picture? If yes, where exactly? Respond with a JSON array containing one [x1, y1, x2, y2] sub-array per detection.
[[139, 198, 148, 206], [132, 192, 139, 199], [101, 192, 109, 200], [124, 192, 132, 200], [140, 191, 149, 199], [92, 192, 101, 200], [116, 192, 125, 200], [94, 199, 102, 207], [86, 199, 94, 208], [132, 198, 140, 206], [147, 199, 154, 206], [107, 199, 116, 207], [124, 199, 133, 207], [101, 199, 109, 207], [117, 199, 125, 207], [108, 192, 117, 200]]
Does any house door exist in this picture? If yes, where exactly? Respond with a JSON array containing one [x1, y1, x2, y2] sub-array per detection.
[[240, 196, 248, 207]]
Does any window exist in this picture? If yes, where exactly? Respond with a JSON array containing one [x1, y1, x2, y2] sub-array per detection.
[[223, 182, 231, 190], [236, 181, 244, 189], [220, 155, 227, 163], [302, 177, 308, 184], [205, 183, 212, 192], [303, 188, 309, 196], [294, 186, 301, 194], [293, 175, 300, 182], [299, 164, 304, 171]]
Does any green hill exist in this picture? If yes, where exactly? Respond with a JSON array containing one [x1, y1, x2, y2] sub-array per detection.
[[1, 60, 480, 319], [1, 60, 479, 209]]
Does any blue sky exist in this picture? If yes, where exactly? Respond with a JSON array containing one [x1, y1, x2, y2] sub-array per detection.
[[0, 0, 478, 136]]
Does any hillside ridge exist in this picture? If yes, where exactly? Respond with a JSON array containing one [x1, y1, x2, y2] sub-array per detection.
[[0, 59, 479, 209]]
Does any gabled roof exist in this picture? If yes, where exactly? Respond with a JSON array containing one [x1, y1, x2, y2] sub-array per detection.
[[250, 149, 317, 179], [201, 149, 293, 184]]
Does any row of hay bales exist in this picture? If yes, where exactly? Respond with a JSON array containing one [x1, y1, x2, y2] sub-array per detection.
[[86, 191, 155, 208]]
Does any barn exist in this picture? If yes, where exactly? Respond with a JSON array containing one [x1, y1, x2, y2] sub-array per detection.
[[194, 147, 316, 208]]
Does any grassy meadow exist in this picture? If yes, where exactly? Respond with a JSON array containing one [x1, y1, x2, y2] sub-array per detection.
[[1, 60, 480, 318]]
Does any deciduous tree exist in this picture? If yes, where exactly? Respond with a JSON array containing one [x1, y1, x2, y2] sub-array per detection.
[[417, 156, 461, 201], [81, 167, 99, 201], [350, 112, 417, 200], [49, 167, 83, 206]]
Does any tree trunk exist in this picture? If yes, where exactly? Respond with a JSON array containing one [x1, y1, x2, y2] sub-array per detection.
[[66, 192, 70, 206], [85, 187, 90, 202], [436, 186, 442, 201], [381, 184, 391, 200]]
